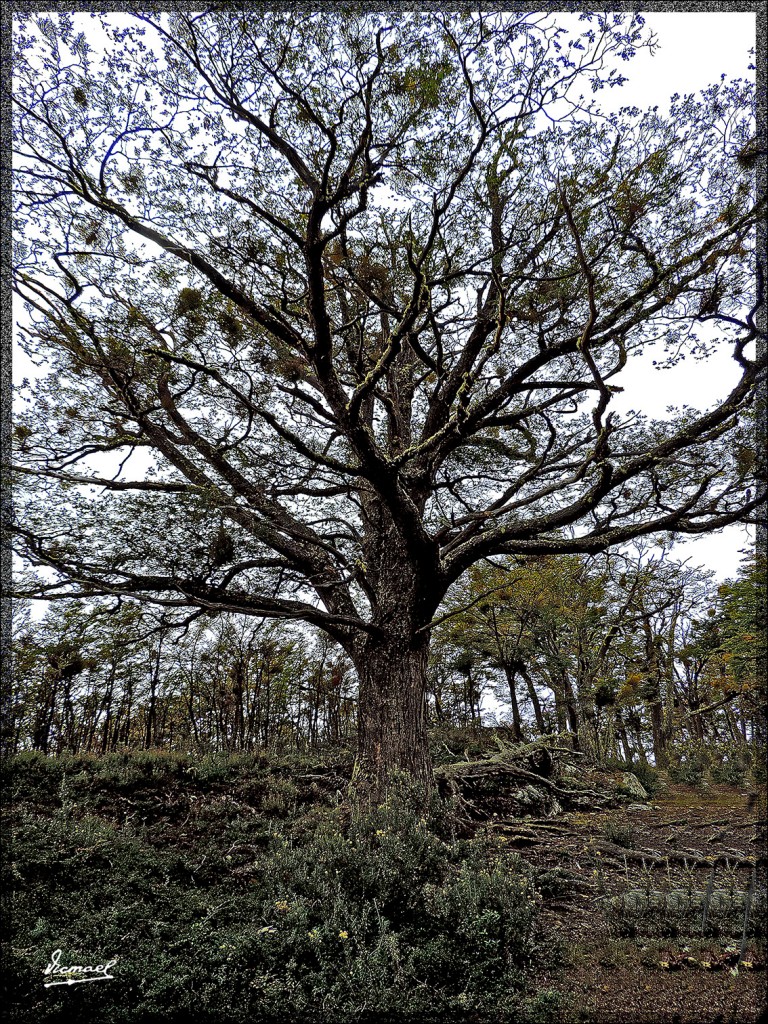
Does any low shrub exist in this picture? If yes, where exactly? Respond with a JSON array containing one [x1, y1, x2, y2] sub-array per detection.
[[533, 867, 579, 899], [750, 751, 767, 786], [601, 820, 637, 849], [520, 988, 565, 1023], [5, 780, 545, 1023], [707, 742, 753, 786], [665, 741, 711, 787], [625, 760, 660, 796], [2, 750, 64, 800], [664, 740, 755, 787]]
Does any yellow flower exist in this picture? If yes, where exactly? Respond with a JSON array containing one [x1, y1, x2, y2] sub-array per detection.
[[338, 930, 349, 940], [375, 829, 388, 836], [274, 900, 290, 913]]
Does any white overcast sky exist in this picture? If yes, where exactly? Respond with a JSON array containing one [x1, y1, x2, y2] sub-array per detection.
[[12, 11, 758, 582]]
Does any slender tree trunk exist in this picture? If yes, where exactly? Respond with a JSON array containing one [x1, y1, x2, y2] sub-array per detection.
[[145, 643, 162, 750], [738, 698, 748, 741], [648, 700, 666, 765], [615, 711, 635, 763], [561, 671, 581, 751], [432, 687, 444, 723], [34, 671, 58, 753], [725, 704, 743, 744], [503, 664, 523, 740], [60, 679, 74, 754], [232, 662, 245, 751], [101, 663, 116, 755], [187, 668, 200, 748], [519, 663, 546, 735], [122, 668, 134, 747], [552, 684, 567, 735], [641, 619, 667, 766]]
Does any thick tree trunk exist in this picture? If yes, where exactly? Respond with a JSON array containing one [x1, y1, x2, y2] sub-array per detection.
[[353, 489, 440, 800], [354, 629, 433, 799]]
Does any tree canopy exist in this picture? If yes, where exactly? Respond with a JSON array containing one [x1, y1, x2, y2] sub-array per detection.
[[11, 11, 765, 790]]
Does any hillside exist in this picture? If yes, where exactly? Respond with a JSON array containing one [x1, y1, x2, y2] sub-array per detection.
[[3, 740, 766, 1023]]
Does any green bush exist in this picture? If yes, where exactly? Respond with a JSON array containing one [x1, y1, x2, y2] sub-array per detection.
[[5, 780, 545, 1023], [626, 760, 660, 796], [532, 868, 578, 900], [260, 775, 300, 815], [707, 741, 753, 786], [750, 751, 767, 786], [520, 988, 565, 1023], [2, 750, 64, 799]]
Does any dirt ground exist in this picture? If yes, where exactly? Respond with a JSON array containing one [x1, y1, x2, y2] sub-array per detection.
[[494, 781, 768, 1023]]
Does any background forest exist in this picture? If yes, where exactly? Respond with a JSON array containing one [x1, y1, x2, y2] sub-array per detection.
[[10, 546, 765, 785]]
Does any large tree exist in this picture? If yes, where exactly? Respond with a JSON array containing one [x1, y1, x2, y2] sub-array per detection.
[[11, 11, 765, 794]]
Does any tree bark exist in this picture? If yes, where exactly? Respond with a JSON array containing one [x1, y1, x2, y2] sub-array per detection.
[[354, 629, 433, 799], [560, 671, 582, 751], [519, 662, 546, 735], [352, 487, 440, 799]]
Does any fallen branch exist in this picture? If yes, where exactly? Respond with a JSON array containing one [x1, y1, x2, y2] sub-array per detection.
[[436, 758, 610, 805]]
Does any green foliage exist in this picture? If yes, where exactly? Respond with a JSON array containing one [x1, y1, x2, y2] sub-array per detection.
[[717, 556, 765, 690], [5, 756, 546, 1023], [750, 754, 767, 787], [664, 740, 754, 787], [175, 287, 204, 316], [665, 740, 712, 787], [532, 868, 579, 900], [519, 988, 565, 1023], [2, 750, 64, 791], [707, 742, 753, 786]]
